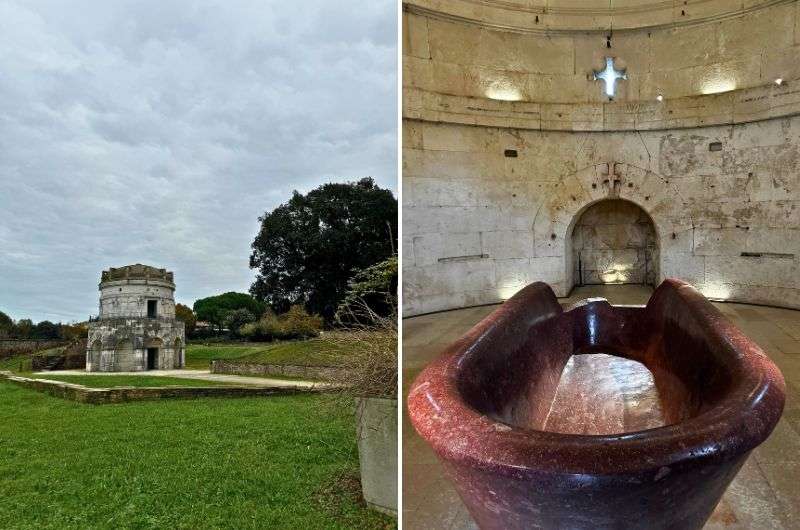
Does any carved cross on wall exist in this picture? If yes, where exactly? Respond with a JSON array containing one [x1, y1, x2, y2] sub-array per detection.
[[593, 57, 627, 98]]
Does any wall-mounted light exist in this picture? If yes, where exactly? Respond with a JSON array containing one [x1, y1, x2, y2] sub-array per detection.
[[701, 282, 731, 301], [498, 285, 522, 300], [701, 79, 736, 95], [775, 78, 784, 85], [485, 83, 522, 101], [656, 94, 663, 102]]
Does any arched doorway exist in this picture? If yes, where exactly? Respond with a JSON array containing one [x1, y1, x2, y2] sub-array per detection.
[[145, 338, 163, 370], [569, 199, 658, 290]]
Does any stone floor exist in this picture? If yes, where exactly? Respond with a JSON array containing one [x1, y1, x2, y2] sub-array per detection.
[[403, 284, 800, 530], [38, 369, 323, 388]]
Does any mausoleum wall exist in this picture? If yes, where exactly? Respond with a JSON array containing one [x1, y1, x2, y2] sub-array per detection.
[[402, 1, 800, 315]]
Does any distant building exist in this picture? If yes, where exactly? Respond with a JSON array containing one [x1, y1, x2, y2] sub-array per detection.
[[86, 264, 185, 371]]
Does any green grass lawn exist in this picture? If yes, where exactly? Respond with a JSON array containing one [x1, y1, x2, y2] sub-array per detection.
[[187, 335, 362, 370], [28, 374, 230, 388], [0, 380, 393, 530], [234, 339, 352, 367], [184, 343, 272, 369], [0, 354, 32, 372]]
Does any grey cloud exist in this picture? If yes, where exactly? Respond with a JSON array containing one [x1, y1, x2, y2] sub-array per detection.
[[0, 0, 397, 322]]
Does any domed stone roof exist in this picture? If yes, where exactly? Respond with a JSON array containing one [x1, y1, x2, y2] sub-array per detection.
[[100, 264, 174, 284]]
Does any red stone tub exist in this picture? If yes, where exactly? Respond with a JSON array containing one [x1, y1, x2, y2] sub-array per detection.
[[407, 279, 785, 530]]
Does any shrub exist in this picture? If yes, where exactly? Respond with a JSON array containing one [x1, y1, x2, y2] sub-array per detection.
[[194, 292, 265, 332], [281, 305, 324, 338], [327, 301, 397, 399], [336, 256, 397, 325], [61, 322, 88, 342], [240, 305, 323, 342], [223, 308, 256, 338]]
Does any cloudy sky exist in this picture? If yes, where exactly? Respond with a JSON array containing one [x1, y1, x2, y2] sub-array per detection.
[[0, 0, 397, 322]]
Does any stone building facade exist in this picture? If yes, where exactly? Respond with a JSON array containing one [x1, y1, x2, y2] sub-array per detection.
[[86, 264, 185, 372]]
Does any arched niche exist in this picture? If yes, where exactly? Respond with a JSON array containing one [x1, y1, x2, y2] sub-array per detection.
[[88, 339, 102, 371], [532, 162, 694, 296], [173, 337, 182, 369], [113, 339, 133, 372], [567, 199, 659, 290]]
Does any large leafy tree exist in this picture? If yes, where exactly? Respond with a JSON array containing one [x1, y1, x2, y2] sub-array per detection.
[[174, 303, 197, 336], [0, 311, 12, 337], [33, 320, 60, 340], [250, 178, 397, 321], [13, 319, 33, 339], [193, 292, 265, 331]]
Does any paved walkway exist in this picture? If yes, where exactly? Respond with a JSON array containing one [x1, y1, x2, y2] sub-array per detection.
[[37, 369, 324, 389]]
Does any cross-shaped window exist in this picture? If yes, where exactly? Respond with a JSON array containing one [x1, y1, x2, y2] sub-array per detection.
[[593, 57, 627, 98]]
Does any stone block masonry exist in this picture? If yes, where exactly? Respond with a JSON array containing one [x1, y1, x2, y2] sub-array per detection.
[[0, 340, 67, 358], [0, 372, 325, 404], [210, 360, 348, 381], [87, 264, 185, 372], [403, 118, 800, 315]]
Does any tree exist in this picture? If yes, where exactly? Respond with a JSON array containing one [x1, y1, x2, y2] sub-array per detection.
[[175, 303, 197, 336], [0, 311, 12, 338], [336, 256, 397, 323], [223, 308, 256, 338], [33, 321, 61, 340], [249, 178, 397, 322], [193, 292, 265, 331], [60, 322, 88, 341], [13, 319, 33, 339]]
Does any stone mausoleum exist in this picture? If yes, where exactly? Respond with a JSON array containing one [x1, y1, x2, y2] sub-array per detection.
[[86, 264, 185, 372]]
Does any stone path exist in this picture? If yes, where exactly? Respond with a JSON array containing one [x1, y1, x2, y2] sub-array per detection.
[[37, 369, 325, 389]]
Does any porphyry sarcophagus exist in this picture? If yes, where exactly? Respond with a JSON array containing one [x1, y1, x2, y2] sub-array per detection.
[[408, 279, 785, 530]]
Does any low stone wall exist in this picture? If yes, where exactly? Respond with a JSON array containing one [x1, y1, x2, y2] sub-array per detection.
[[0, 340, 66, 358], [210, 360, 348, 381], [0, 372, 323, 404], [31, 353, 86, 371]]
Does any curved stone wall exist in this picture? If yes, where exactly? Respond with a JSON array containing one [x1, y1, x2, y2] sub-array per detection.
[[403, 0, 800, 315], [407, 0, 787, 32], [99, 280, 177, 319], [403, 116, 800, 315], [403, 2, 800, 110]]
